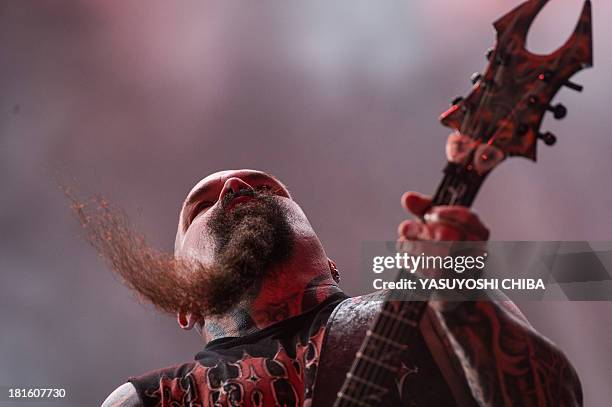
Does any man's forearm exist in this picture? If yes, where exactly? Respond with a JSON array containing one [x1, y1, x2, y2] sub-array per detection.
[[434, 301, 582, 407]]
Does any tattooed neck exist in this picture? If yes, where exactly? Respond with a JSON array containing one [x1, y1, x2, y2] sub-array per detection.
[[203, 277, 342, 342]]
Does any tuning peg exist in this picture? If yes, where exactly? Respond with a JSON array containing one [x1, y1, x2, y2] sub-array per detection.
[[564, 80, 583, 92], [470, 72, 482, 84], [451, 96, 464, 106], [539, 72, 584, 92], [539, 132, 557, 146], [485, 47, 494, 61], [546, 103, 567, 119]]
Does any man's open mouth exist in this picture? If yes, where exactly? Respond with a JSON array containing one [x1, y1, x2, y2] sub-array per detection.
[[225, 194, 256, 211]]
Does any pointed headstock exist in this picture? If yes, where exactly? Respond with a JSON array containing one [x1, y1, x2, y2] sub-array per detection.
[[439, 0, 592, 176]]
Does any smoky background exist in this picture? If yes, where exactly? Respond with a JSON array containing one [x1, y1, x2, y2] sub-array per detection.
[[1, 1, 611, 405]]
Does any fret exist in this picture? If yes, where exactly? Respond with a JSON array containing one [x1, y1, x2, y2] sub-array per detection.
[[433, 163, 486, 208], [355, 352, 398, 373], [345, 372, 389, 393], [379, 309, 418, 327], [383, 300, 428, 320], [365, 330, 408, 351], [336, 392, 373, 407]]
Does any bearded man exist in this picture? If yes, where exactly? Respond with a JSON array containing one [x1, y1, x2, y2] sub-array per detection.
[[83, 169, 581, 406]]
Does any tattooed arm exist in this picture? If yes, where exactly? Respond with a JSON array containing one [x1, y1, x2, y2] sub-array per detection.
[[433, 300, 582, 407]]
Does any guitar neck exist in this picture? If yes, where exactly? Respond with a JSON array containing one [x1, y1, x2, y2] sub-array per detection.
[[333, 163, 487, 407]]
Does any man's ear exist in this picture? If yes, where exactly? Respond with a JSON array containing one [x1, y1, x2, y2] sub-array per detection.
[[177, 312, 198, 330], [328, 258, 340, 283]]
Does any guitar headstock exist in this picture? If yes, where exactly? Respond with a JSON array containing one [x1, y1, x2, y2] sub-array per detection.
[[439, 0, 592, 176]]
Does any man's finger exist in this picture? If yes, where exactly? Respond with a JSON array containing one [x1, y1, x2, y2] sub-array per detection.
[[430, 224, 464, 241], [401, 191, 432, 217], [424, 210, 489, 240], [397, 219, 424, 240], [427, 206, 482, 227]]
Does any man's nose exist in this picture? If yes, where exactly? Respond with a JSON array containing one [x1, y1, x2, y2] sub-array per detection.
[[219, 177, 253, 200]]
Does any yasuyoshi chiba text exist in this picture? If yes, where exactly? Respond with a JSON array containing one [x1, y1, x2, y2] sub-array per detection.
[[373, 278, 546, 291]]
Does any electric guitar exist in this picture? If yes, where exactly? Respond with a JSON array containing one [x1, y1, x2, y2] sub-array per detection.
[[333, 1, 593, 405]]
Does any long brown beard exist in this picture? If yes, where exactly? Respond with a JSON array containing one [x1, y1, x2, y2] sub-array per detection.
[[64, 188, 293, 319]]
